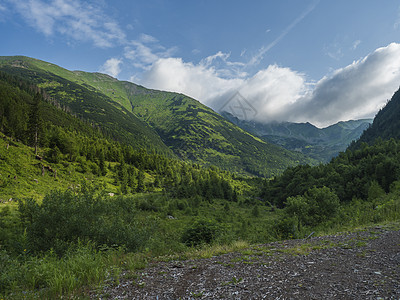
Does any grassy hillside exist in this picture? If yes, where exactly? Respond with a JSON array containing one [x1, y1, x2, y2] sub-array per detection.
[[123, 88, 318, 177], [0, 132, 112, 201]]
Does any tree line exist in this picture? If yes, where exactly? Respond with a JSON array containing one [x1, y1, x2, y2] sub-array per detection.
[[261, 138, 400, 207]]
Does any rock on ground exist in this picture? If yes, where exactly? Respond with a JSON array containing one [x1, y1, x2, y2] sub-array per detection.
[[92, 226, 400, 299]]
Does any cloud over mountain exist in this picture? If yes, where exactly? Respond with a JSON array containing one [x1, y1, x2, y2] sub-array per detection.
[[288, 43, 400, 126], [140, 43, 400, 127], [99, 58, 122, 78]]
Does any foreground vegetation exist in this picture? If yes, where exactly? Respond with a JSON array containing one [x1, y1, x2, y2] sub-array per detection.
[[1, 181, 399, 298]]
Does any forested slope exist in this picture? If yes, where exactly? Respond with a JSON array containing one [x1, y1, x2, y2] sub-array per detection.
[[0, 56, 316, 177], [351, 87, 400, 147]]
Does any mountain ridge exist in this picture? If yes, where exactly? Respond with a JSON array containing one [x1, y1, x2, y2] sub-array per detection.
[[221, 111, 372, 162], [0, 55, 317, 176]]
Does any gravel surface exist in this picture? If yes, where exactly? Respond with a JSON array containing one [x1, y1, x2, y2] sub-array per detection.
[[92, 226, 400, 299]]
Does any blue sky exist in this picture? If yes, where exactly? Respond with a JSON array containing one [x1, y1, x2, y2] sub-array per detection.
[[2, 0, 400, 127]]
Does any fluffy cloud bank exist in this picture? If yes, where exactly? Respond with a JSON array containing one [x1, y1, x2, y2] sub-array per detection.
[[140, 43, 400, 127], [288, 43, 400, 126]]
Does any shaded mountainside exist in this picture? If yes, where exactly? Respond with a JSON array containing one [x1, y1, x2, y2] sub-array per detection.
[[0, 56, 172, 156], [222, 112, 372, 162], [0, 56, 316, 177], [352, 86, 400, 148]]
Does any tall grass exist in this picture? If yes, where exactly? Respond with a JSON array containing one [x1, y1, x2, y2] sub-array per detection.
[[0, 241, 149, 299]]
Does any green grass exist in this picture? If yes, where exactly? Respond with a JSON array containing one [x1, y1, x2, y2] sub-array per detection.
[[0, 243, 148, 299], [0, 133, 119, 201]]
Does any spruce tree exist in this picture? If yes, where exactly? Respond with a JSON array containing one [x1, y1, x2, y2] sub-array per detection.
[[27, 93, 43, 155], [136, 169, 145, 193]]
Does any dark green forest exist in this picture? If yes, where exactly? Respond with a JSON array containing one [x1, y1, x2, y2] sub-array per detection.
[[262, 139, 400, 207], [351, 87, 400, 147]]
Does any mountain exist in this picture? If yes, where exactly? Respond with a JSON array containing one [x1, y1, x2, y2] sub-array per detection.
[[351, 87, 400, 148], [0, 56, 173, 156], [221, 112, 372, 162], [0, 71, 247, 202], [0, 56, 316, 177]]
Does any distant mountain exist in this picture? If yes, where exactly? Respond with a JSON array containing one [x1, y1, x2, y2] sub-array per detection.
[[0, 56, 316, 177], [221, 112, 372, 162], [351, 87, 400, 148]]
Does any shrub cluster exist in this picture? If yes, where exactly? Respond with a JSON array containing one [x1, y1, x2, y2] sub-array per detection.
[[19, 188, 150, 255]]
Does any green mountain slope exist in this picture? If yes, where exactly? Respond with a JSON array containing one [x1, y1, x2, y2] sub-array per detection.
[[0, 56, 172, 156], [0, 56, 316, 177], [0, 72, 249, 202], [351, 87, 400, 148], [73, 73, 317, 177], [222, 112, 372, 162]]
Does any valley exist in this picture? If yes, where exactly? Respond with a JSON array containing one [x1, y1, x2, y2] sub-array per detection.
[[0, 56, 399, 299], [222, 111, 372, 162]]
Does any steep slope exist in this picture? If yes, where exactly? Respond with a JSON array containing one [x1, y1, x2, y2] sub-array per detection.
[[222, 112, 372, 162], [0, 56, 172, 156], [352, 87, 400, 148], [0, 72, 246, 203], [78, 75, 317, 177], [0, 56, 316, 177]]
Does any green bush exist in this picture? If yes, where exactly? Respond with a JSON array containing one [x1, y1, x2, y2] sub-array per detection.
[[181, 218, 222, 247], [18, 188, 149, 255], [276, 186, 340, 238]]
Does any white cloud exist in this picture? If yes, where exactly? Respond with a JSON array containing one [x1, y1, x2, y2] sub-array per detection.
[[351, 40, 361, 50], [140, 57, 243, 104], [124, 34, 177, 70], [0, 3, 8, 20], [394, 6, 400, 29], [139, 33, 158, 43], [9, 0, 126, 48], [324, 42, 343, 61], [192, 49, 201, 55], [240, 66, 307, 121], [288, 43, 400, 127], [139, 43, 400, 127], [99, 58, 122, 78]]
